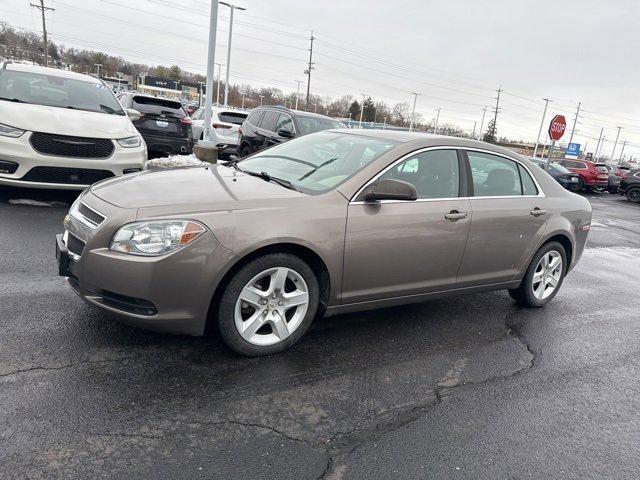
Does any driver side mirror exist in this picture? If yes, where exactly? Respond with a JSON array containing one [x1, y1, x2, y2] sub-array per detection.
[[125, 108, 142, 122], [277, 128, 294, 139], [361, 178, 417, 202]]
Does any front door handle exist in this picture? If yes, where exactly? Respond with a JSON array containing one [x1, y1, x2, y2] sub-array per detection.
[[530, 208, 547, 217], [444, 210, 469, 221]]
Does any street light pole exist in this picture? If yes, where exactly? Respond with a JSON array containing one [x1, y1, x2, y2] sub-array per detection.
[[533, 98, 551, 158], [259, 95, 264, 106], [94, 63, 102, 78], [202, 0, 220, 144], [295, 80, 302, 110], [409, 92, 420, 132], [219, 2, 245, 107], [478, 106, 487, 141], [358, 94, 366, 129], [610, 126, 622, 162], [593, 127, 604, 161], [214, 63, 224, 106], [241, 92, 246, 109], [433, 107, 441, 134], [619, 140, 627, 162], [198, 81, 205, 107]]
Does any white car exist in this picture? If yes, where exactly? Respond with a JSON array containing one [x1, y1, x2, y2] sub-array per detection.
[[0, 62, 146, 190], [191, 106, 248, 158]]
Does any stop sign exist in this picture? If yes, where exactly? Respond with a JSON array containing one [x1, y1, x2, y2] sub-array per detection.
[[548, 115, 567, 141]]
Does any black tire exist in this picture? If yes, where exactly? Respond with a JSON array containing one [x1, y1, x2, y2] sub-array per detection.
[[569, 177, 584, 192], [508, 241, 567, 308], [240, 145, 252, 158], [627, 188, 640, 203], [217, 253, 320, 356]]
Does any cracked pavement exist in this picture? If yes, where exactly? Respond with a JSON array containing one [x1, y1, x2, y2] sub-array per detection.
[[1, 187, 639, 479]]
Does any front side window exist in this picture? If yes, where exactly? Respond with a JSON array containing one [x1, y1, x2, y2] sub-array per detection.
[[378, 149, 459, 199], [0, 70, 125, 115], [192, 107, 204, 120], [275, 113, 294, 134], [469, 152, 535, 197], [238, 131, 397, 194]]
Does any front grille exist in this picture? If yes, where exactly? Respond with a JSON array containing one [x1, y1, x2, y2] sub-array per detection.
[[67, 233, 85, 256], [30, 132, 115, 158], [78, 202, 106, 227], [22, 167, 114, 185]]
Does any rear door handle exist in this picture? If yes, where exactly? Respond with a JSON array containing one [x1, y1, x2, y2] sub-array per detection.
[[530, 208, 547, 216], [445, 211, 469, 221]]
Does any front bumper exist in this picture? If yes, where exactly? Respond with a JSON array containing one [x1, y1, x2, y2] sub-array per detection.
[[0, 132, 147, 190], [56, 194, 237, 335]]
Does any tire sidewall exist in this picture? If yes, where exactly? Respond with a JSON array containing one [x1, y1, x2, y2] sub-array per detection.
[[627, 188, 640, 203], [217, 253, 320, 356], [240, 145, 252, 158], [520, 241, 567, 307], [570, 178, 584, 192]]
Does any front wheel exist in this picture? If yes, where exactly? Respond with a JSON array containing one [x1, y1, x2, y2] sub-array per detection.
[[569, 178, 584, 192], [627, 188, 640, 203], [508, 241, 567, 307], [217, 253, 320, 356]]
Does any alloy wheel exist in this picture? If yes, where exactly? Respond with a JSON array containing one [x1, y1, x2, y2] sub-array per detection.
[[234, 267, 310, 346], [531, 250, 563, 300]]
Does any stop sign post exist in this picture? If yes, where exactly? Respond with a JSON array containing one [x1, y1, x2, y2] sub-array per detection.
[[546, 115, 567, 169]]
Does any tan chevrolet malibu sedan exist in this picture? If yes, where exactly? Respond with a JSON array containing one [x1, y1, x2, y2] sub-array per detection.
[[56, 130, 592, 356]]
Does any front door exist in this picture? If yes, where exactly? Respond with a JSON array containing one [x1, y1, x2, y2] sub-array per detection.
[[341, 149, 472, 304], [456, 150, 549, 286]]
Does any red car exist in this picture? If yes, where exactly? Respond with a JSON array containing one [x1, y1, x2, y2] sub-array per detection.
[[558, 159, 608, 192]]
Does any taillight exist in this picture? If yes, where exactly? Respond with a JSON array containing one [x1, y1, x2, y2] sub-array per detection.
[[180, 117, 192, 125], [212, 123, 232, 129]]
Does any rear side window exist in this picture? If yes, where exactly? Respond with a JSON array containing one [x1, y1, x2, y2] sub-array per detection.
[[246, 111, 263, 125], [260, 111, 279, 132], [468, 151, 530, 197], [132, 96, 186, 117], [218, 111, 248, 125]]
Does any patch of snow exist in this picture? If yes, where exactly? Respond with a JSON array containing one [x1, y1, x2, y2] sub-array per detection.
[[145, 154, 206, 170]]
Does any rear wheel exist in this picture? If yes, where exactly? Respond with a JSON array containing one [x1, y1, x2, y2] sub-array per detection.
[[627, 188, 640, 203], [569, 177, 584, 192], [217, 253, 319, 356], [508, 241, 567, 307]]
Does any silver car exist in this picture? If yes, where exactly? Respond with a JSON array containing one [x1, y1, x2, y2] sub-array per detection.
[[56, 130, 592, 356]]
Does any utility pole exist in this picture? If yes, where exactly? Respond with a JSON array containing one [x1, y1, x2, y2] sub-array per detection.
[[31, 0, 54, 67], [304, 31, 315, 110], [241, 91, 246, 109], [433, 107, 441, 134], [568, 101, 581, 146], [491, 86, 502, 139], [533, 98, 551, 158], [219, 2, 245, 107], [94, 63, 102, 78], [618, 140, 627, 162], [294, 80, 302, 110], [358, 93, 366, 129], [478, 106, 487, 141], [259, 95, 264, 106], [472, 121, 477, 139], [409, 92, 420, 132], [594, 127, 604, 161], [595, 136, 605, 160], [610, 126, 622, 162], [202, 0, 219, 144]]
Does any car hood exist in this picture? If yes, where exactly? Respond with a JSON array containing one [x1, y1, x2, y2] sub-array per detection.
[[90, 164, 306, 209], [0, 101, 136, 138]]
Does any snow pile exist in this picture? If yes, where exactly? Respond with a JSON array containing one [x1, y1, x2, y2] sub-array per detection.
[[145, 154, 206, 170]]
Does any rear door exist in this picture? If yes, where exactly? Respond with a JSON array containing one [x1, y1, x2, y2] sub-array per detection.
[[456, 150, 549, 286], [256, 110, 279, 152], [342, 148, 472, 304], [215, 110, 248, 145], [131, 96, 191, 140]]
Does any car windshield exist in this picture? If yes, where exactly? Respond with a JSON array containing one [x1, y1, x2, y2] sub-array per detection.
[[238, 131, 397, 194], [295, 115, 345, 136], [0, 70, 125, 115]]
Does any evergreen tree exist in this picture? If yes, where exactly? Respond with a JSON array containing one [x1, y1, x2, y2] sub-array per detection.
[[483, 119, 497, 143]]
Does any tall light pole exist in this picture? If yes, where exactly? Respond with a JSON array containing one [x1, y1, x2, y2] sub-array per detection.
[[214, 63, 224, 106], [619, 140, 627, 162], [198, 81, 205, 107], [595, 136, 606, 161], [433, 107, 441, 134], [202, 0, 220, 145], [295, 80, 302, 110], [409, 92, 420, 132], [259, 95, 264, 106], [358, 94, 366, 129], [94, 63, 103, 78], [478, 106, 488, 141], [241, 91, 246, 109], [533, 98, 551, 158], [219, 2, 245, 107], [610, 126, 622, 162]]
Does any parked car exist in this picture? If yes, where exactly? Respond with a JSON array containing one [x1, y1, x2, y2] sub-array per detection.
[[190, 106, 248, 158], [557, 158, 608, 192], [56, 130, 591, 356], [596, 163, 625, 193], [183, 101, 199, 116], [238, 106, 345, 157], [0, 62, 146, 189], [529, 158, 581, 189], [117, 92, 193, 158], [618, 169, 640, 203]]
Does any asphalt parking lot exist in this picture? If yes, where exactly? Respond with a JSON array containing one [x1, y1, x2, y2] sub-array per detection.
[[1, 187, 639, 480]]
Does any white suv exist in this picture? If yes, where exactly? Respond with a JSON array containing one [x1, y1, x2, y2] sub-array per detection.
[[190, 106, 248, 158], [0, 62, 146, 190]]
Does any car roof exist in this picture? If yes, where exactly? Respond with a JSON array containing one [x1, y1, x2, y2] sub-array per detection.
[[2, 62, 102, 84], [253, 106, 338, 120]]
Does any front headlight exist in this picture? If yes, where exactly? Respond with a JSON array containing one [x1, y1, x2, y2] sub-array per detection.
[[110, 220, 206, 256], [0, 122, 25, 138], [116, 135, 142, 148]]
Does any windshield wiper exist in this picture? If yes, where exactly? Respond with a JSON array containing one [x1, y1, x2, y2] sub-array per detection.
[[298, 157, 339, 181], [241, 169, 298, 191]]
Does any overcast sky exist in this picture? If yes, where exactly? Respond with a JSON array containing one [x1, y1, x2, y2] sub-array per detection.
[[2, 0, 639, 159]]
